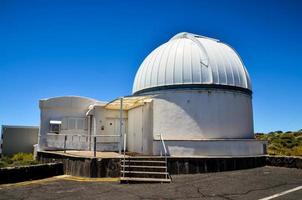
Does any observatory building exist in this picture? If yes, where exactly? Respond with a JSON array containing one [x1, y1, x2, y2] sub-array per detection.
[[38, 32, 266, 157]]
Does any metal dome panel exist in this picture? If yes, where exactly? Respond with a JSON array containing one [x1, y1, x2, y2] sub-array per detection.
[[132, 32, 252, 94]]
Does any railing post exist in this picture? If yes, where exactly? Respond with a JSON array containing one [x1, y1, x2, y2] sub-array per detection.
[[94, 136, 96, 157], [123, 133, 127, 154], [119, 97, 123, 154], [123, 133, 127, 177], [64, 135, 67, 153], [160, 133, 168, 179]]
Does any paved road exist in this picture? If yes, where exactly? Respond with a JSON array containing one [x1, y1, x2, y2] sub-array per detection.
[[0, 166, 301, 200]]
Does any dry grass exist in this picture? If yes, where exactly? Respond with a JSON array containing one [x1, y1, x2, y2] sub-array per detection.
[[256, 130, 302, 156]]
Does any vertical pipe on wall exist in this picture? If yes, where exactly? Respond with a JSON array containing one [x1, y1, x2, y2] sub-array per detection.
[[141, 105, 144, 153], [64, 135, 67, 153], [88, 115, 92, 151], [93, 110, 97, 152], [94, 136, 96, 157], [93, 112, 96, 136], [119, 98, 123, 154]]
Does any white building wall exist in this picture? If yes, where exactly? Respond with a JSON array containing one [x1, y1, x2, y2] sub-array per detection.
[[39, 96, 100, 150], [152, 90, 254, 140], [39, 96, 128, 152], [93, 106, 127, 151], [38, 91, 261, 156]]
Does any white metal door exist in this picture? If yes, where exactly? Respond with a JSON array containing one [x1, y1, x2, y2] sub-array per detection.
[[106, 119, 116, 143], [106, 118, 127, 143], [128, 106, 143, 153]]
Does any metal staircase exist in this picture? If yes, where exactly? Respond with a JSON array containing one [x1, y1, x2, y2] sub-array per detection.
[[120, 156, 171, 183], [120, 133, 171, 183]]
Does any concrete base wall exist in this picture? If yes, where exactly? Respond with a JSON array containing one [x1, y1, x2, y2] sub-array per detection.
[[37, 151, 120, 178], [153, 139, 267, 156], [168, 156, 266, 174]]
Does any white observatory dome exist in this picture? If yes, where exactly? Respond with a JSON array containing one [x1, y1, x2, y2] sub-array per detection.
[[133, 32, 252, 95]]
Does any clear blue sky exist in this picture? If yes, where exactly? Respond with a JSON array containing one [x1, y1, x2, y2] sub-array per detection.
[[0, 0, 301, 133]]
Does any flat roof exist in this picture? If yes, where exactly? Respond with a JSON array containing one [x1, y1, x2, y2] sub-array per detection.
[[104, 95, 155, 110], [1, 125, 39, 129]]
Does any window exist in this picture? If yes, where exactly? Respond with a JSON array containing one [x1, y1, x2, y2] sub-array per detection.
[[49, 120, 61, 134], [77, 118, 85, 130], [62, 117, 87, 130], [68, 118, 76, 130]]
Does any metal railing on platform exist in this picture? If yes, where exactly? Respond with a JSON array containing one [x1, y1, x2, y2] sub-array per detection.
[[46, 133, 121, 157]]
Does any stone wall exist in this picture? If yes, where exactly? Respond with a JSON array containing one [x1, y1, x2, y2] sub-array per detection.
[[0, 163, 63, 184], [266, 156, 302, 169]]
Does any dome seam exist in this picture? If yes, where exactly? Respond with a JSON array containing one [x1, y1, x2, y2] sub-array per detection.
[[163, 39, 175, 86], [172, 39, 181, 84], [156, 42, 170, 86]]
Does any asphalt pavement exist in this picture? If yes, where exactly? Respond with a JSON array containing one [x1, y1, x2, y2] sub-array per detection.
[[0, 166, 301, 200]]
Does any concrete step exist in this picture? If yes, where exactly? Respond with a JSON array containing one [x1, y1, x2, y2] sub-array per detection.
[[121, 165, 167, 172], [121, 165, 167, 169], [122, 160, 166, 163], [120, 177, 171, 183], [121, 171, 168, 175], [121, 160, 166, 166], [121, 170, 169, 178], [125, 157, 166, 161]]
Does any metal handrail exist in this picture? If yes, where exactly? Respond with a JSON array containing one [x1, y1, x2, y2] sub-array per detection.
[[47, 133, 120, 138], [47, 133, 121, 157], [159, 133, 168, 179], [47, 133, 88, 137], [122, 133, 127, 177]]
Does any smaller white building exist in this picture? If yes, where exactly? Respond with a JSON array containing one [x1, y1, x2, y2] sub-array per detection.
[[39, 96, 128, 152], [1, 125, 39, 156]]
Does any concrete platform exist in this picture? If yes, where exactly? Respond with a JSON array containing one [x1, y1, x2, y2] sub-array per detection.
[[39, 150, 125, 158], [37, 151, 122, 178], [37, 150, 267, 178]]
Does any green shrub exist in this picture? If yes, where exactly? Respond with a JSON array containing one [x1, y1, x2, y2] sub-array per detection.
[[0, 160, 8, 168], [0, 153, 38, 168], [11, 153, 33, 162], [280, 134, 294, 140]]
